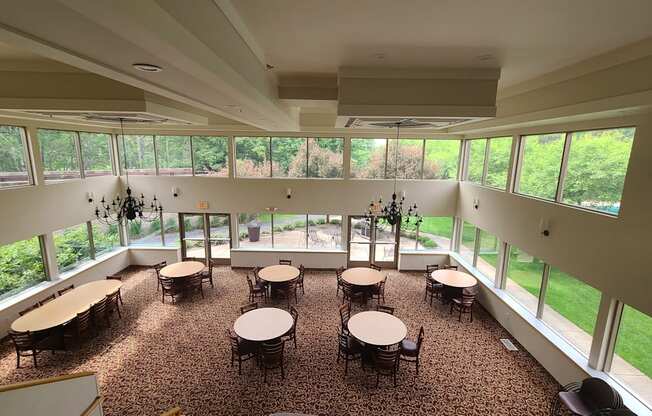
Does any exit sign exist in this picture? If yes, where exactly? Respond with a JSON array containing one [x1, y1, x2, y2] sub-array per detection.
[[197, 201, 209, 210]]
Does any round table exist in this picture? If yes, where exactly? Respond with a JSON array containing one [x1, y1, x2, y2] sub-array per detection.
[[258, 264, 299, 283], [160, 261, 205, 278], [341, 267, 384, 286], [233, 307, 294, 342], [11, 280, 123, 332], [347, 311, 407, 347], [431, 269, 477, 288]]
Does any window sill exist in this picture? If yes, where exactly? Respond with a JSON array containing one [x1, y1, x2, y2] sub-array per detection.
[[232, 248, 347, 254], [399, 249, 450, 255], [448, 251, 651, 415], [128, 245, 178, 251]]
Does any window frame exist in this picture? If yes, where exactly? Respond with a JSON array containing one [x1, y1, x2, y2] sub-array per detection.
[[0, 124, 35, 189]]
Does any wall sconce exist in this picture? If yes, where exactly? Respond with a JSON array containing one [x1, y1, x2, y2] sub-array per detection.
[[473, 198, 480, 210], [286, 188, 292, 199], [265, 207, 278, 213], [539, 218, 550, 237], [172, 187, 179, 198], [87, 192, 94, 204]]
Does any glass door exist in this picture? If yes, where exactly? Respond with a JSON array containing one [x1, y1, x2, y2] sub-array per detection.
[[208, 213, 231, 264], [180, 213, 206, 261], [347, 216, 398, 268]]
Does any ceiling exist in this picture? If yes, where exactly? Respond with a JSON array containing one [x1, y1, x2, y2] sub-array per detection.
[[232, 0, 652, 88]]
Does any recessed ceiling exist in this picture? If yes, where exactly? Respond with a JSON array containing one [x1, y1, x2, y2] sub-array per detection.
[[232, 0, 652, 88]]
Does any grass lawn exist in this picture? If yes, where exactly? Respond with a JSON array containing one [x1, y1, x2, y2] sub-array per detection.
[[481, 251, 652, 378]]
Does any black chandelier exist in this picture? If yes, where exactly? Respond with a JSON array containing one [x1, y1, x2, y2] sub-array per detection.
[[365, 120, 423, 227], [94, 119, 162, 225]]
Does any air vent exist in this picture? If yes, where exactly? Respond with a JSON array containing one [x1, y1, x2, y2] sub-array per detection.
[[341, 116, 479, 130], [500, 338, 519, 351], [24, 111, 183, 124]]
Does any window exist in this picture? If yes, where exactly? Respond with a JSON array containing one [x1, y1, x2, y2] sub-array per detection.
[[504, 247, 544, 316], [466, 139, 486, 183], [271, 137, 304, 178], [386, 139, 423, 179], [610, 305, 652, 407], [80, 132, 113, 177], [350, 138, 386, 179], [54, 223, 92, 272], [517, 133, 565, 201], [0, 125, 31, 188], [562, 128, 634, 214], [272, 214, 307, 249], [476, 229, 499, 279], [91, 220, 120, 257], [182, 214, 206, 259], [119, 135, 156, 175], [400, 216, 453, 251], [39, 129, 81, 182], [308, 215, 342, 249], [127, 218, 162, 246], [307, 138, 343, 178], [459, 221, 477, 263], [235, 136, 271, 177], [423, 139, 460, 179], [192, 136, 228, 176], [0, 237, 47, 300], [541, 268, 600, 357], [208, 214, 231, 259], [238, 213, 272, 248], [162, 213, 180, 247], [156, 136, 191, 176], [485, 136, 512, 189]]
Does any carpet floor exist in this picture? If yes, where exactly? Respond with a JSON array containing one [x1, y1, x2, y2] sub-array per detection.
[[0, 266, 562, 416]]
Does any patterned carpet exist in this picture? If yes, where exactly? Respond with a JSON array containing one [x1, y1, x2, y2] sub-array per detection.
[[0, 266, 562, 416]]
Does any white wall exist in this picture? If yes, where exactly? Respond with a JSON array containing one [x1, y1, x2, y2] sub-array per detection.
[[231, 249, 347, 269]]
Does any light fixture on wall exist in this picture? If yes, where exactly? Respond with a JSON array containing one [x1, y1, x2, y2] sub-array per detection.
[[93, 118, 163, 225], [539, 218, 550, 237], [364, 119, 423, 227]]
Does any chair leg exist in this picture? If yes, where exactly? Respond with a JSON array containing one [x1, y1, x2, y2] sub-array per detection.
[[238, 358, 242, 375], [116, 304, 122, 319], [15, 352, 20, 369], [470, 307, 474, 323], [281, 362, 285, 379], [376, 373, 380, 387], [393, 371, 397, 387], [459, 308, 462, 322], [32, 350, 38, 368], [416, 357, 420, 375]]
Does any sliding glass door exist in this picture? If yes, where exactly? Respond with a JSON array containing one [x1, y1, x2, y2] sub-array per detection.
[[180, 213, 231, 264], [347, 216, 398, 268]]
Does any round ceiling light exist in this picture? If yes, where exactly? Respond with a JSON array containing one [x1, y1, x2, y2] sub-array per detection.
[[132, 63, 163, 73]]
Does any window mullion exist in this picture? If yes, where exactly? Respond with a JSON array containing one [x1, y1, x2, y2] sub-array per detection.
[[305, 138, 310, 178], [305, 214, 309, 249], [420, 139, 426, 179], [536, 263, 551, 318], [472, 227, 481, 267], [153, 135, 160, 176], [87, 221, 96, 260], [268, 137, 273, 178], [506, 134, 520, 193], [160, 212, 166, 246], [384, 138, 389, 179], [496, 242, 509, 289], [189, 136, 196, 176], [75, 131, 85, 179], [203, 213, 210, 264], [512, 135, 525, 194], [481, 139, 490, 185], [555, 132, 572, 202]]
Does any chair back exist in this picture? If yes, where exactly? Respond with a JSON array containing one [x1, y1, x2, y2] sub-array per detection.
[[107, 291, 121, 307], [289, 306, 299, 329], [18, 303, 39, 316], [154, 261, 167, 277], [579, 377, 622, 410], [160, 277, 177, 291], [369, 263, 381, 271], [338, 331, 354, 353], [226, 329, 240, 352], [279, 259, 292, 265], [246, 275, 255, 291], [298, 264, 305, 281], [425, 264, 439, 274], [91, 297, 108, 317], [76, 308, 92, 332], [461, 291, 476, 305], [106, 274, 123, 281], [38, 294, 56, 306], [442, 265, 458, 271], [9, 330, 33, 350], [57, 284, 75, 296], [374, 348, 399, 370], [261, 339, 285, 365], [416, 326, 425, 351], [240, 302, 258, 315], [252, 267, 260, 279], [188, 273, 203, 288], [376, 305, 395, 315], [336, 267, 345, 278], [339, 303, 351, 327]]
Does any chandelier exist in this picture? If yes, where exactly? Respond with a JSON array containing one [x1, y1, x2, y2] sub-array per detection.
[[365, 120, 423, 227], [94, 118, 162, 225]]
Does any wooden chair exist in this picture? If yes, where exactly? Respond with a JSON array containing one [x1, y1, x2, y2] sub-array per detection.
[[246, 275, 267, 303], [160, 277, 183, 304], [152, 261, 167, 291], [201, 259, 215, 288], [106, 291, 122, 319], [369, 263, 381, 271], [335, 266, 345, 297], [252, 267, 269, 296], [18, 303, 39, 316], [336, 329, 362, 376], [425, 264, 439, 275], [553, 377, 624, 416], [226, 329, 257, 375], [375, 304, 395, 315], [339, 303, 351, 330], [282, 306, 298, 349], [57, 284, 74, 296], [240, 302, 258, 315], [296, 264, 305, 295], [260, 339, 286, 383], [400, 326, 424, 374], [373, 348, 400, 387], [9, 329, 63, 368], [38, 294, 56, 306], [273, 281, 298, 309], [91, 298, 111, 328], [186, 274, 204, 299], [63, 308, 95, 348], [106, 275, 124, 305], [370, 276, 387, 304], [442, 265, 458, 271], [424, 275, 443, 305], [450, 285, 478, 322], [279, 259, 292, 265], [341, 281, 364, 308]]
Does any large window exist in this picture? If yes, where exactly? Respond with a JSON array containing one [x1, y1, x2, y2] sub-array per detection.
[[39, 129, 81, 182], [459, 221, 477, 263], [307, 138, 343, 178], [80, 132, 113, 177], [238, 213, 342, 250], [53, 223, 92, 273], [156, 135, 192, 176], [192, 136, 229, 176], [91, 220, 120, 257], [562, 128, 634, 214], [386, 139, 423, 179], [0, 237, 47, 300], [162, 213, 180, 247], [127, 217, 162, 246], [119, 135, 156, 175], [182, 214, 206, 259], [541, 268, 601, 357], [0, 125, 31, 188], [610, 305, 652, 407], [400, 216, 453, 251], [235, 137, 271, 177], [423, 139, 460, 179], [466, 139, 486, 183], [504, 247, 545, 316], [517, 133, 565, 201], [476, 229, 499, 279], [271, 137, 304, 178], [350, 138, 386, 179], [485, 136, 512, 189]]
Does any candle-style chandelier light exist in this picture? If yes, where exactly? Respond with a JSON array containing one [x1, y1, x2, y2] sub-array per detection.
[[94, 118, 162, 225], [365, 119, 423, 227]]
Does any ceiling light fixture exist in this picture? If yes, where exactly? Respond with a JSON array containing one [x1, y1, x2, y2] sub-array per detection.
[[132, 63, 163, 72]]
